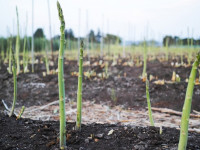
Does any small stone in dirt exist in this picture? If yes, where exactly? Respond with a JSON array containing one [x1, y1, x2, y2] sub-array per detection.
[[46, 140, 56, 147], [95, 133, 104, 138], [30, 134, 36, 138], [137, 133, 147, 140], [107, 129, 114, 135], [94, 138, 99, 142], [42, 135, 49, 140], [104, 135, 111, 140], [134, 145, 145, 150], [85, 138, 89, 144]]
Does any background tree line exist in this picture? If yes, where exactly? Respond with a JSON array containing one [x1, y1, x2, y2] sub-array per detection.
[[163, 35, 200, 47], [0, 28, 122, 53]]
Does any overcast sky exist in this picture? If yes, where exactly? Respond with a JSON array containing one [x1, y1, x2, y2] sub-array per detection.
[[0, 0, 199, 42]]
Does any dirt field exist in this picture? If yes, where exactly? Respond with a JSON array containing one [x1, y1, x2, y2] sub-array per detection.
[[0, 54, 200, 149]]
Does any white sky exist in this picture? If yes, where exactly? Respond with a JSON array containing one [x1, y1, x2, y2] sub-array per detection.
[[0, 0, 199, 42]]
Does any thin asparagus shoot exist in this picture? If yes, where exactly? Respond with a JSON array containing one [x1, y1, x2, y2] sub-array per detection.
[[23, 36, 27, 73], [31, 0, 34, 72], [57, 1, 66, 149], [146, 76, 154, 126], [23, 13, 28, 73], [45, 49, 50, 75], [178, 52, 200, 150], [165, 37, 169, 61], [76, 41, 84, 130], [15, 7, 20, 74], [16, 106, 25, 120], [142, 40, 147, 79], [9, 44, 17, 117], [8, 37, 12, 74], [6, 38, 9, 63]]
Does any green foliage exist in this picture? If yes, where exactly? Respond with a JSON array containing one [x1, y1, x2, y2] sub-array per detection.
[[104, 34, 122, 44], [34, 38, 45, 51], [53, 39, 60, 51], [64, 29, 75, 40], [0, 38, 7, 60], [163, 36, 200, 47], [34, 28, 45, 38], [88, 30, 95, 42]]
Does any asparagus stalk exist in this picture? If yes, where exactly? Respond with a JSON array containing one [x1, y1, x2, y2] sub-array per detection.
[[6, 38, 9, 63], [76, 41, 84, 130], [178, 53, 200, 150], [43, 38, 49, 74], [31, 0, 34, 73], [142, 40, 147, 79], [1, 41, 4, 61], [8, 37, 12, 74], [16, 106, 25, 120], [23, 36, 27, 73], [15, 7, 20, 74], [57, 1, 66, 149], [146, 77, 154, 126], [187, 29, 191, 66], [9, 45, 17, 117], [165, 37, 169, 61], [180, 40, 183, 65], [45, 49, 50, 75], [23, 14, 28, 73]]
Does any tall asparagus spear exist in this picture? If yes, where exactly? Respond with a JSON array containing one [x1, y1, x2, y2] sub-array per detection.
[[57, 1, 66, 149], [76, 41, 84, 130], [15, 7, 20, 74], [178, 53, 200, 150], [9, 43, 17, 117], [146, 77, 154, 126]]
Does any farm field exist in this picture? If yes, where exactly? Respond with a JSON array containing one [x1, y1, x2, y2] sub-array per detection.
[[1, 0, 200, 149], [0, 50, 200, 149]]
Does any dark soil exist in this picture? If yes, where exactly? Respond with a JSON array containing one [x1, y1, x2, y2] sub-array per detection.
[[0, 56, 199, 112], [1, 112, 200, 150]]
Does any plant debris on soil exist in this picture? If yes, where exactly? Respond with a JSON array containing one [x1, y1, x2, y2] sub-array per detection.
[[0, 56, 200, 112], [11, 100, 200, 133], [1, 112, 200, 150]]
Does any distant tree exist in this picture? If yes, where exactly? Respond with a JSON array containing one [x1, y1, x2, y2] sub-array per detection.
[[95, 29, 101, 43], [53, 35, 60, 40], [104, 34, 121, 44], [64, 28, 75, 40], [163, 35, 200, 46], [88, 30, 95, 42], [34, 28, 45, 38], [163, 36, 174, 46]]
